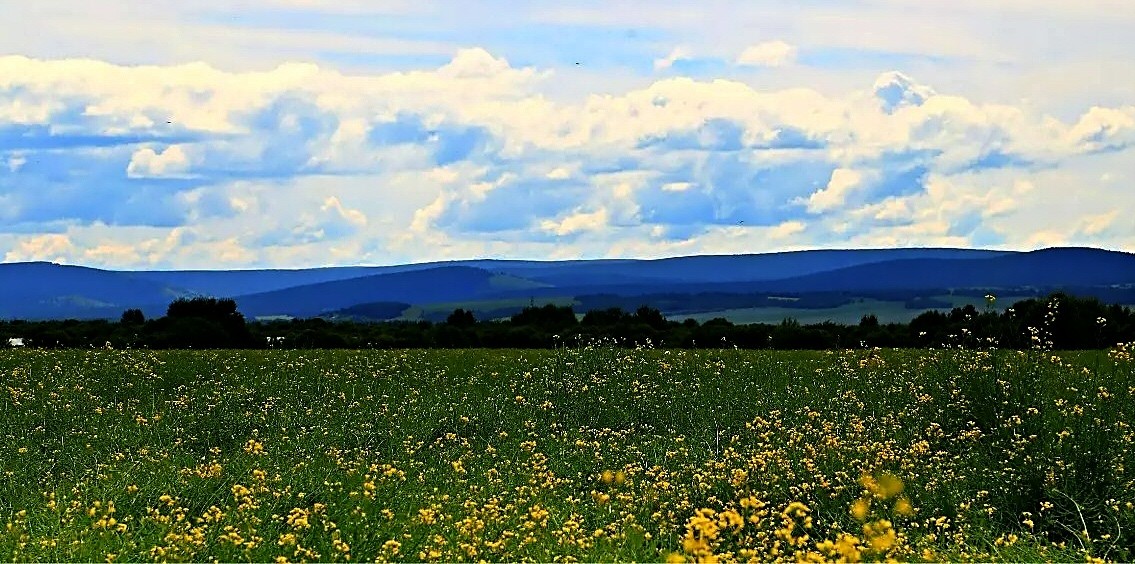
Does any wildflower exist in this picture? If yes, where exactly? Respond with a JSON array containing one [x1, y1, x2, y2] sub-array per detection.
[[717, 509, 744, 532], [286, 508, 311, 529], [863, 519, 896, 552], [382, 540, 401, 555], [244, 439, 265, 455], [894, 497, 914, 517]]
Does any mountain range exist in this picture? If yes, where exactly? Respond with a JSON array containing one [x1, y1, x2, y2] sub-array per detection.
[[2, 247, 1133, 324]]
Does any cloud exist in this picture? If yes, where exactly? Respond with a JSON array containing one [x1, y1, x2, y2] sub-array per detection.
[[654, 46, 693, 71], [545, 166, 573, 180], [736, 41, 797, 67], [3, 233, 76, 263], [6, 153, 25, 172], [1080, 210, 1120, 237], [873, 71, 935, 113], [768, 220, 806, 239], [0, 48, 1133, 267], [321, 196, 368, 228], [1067, 106, 1135, 152], [540, 208, 609, 236], [127, 145, 191, 178], [801, 168, 867, 213]]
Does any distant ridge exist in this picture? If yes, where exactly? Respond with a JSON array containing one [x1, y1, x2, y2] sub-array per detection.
[[2, 247, 1132, 321], [742, 247, 1135, 293], [233, 266, 544, 318]]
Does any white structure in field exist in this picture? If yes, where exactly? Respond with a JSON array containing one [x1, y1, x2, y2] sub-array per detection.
[[8, 337, 25, 347]]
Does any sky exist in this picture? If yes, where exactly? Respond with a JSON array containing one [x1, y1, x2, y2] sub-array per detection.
[[1, 0, 1134, 269]]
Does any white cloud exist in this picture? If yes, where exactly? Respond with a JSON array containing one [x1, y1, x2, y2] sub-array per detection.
[[1067, 106, 1135, 151], [661, 182, 693, 192], [873, 71, 935, 113], [321, 196, 368, 228], [1, 47, 1133, 267], [545, 166, 573, 180], [127, 145, 191, 178], [736, 41, 797, 67], [5, 154, 26, 173], [768, 220, 806, 239], [654, 46, 693, 71], [1080, 210, 1120, 237], [540, 208, 610, 236], [801, 169, 867, 213], [3, 233, 76, 263]]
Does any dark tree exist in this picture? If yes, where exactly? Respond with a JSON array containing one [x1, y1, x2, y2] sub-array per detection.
[[634, 306, 667, 330], [511, 304, 578, 328], [120, 308, 145, 325], [582, 307, 628, 326], [446, 308, 477, 327], [156, 297, 253, 348], [167, 297, 242, 321]]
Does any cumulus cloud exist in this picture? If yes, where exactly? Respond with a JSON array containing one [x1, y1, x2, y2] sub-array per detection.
[[321, 196, 368, 228], [3, 233, 76, 263], [736, 41, 797, 67], [1067, 106, 1135, 152], [800, 168, 868, 213], [654, 46, 693, 71], [1, 49, 1133, 267], [873, 71, 936, 113], [545, 166, 573, 180], [540, 208, 610, 236], [127, 145, 191, 177]]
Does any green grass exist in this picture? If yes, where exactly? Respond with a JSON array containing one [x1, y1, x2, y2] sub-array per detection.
[[1, 346, 1133, 562]]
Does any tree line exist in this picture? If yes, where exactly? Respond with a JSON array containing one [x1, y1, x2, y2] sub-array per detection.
[[1, 293, 1133, 350]]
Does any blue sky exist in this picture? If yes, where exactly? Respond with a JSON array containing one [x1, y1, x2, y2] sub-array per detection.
[[1, 0, 1133, 268]]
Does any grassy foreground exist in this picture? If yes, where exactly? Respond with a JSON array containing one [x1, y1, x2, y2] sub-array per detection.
[[1, 345, 1133, 562]]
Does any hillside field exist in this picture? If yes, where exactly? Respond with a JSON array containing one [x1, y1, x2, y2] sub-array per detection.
[[2, 346, 1133, 562]]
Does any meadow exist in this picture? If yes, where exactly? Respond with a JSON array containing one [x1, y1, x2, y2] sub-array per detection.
[[1, 342, 1133, 562]]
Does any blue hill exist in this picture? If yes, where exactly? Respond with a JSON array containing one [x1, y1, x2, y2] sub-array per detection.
[[2, 247, 1131, 321]]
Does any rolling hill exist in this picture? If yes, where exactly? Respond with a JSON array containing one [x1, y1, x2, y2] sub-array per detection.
[[2, 247, 1132, 321]]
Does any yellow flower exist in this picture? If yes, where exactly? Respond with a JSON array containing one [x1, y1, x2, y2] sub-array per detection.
[[877, 473, 904, 499], [601, 470, 614, 484], [243, 439, 265, 455], [682, 535, 708, 554], [864, 519, 896, 552], [665, 552, 686, 563], [894, 497, 913, 517], [851, 498, 871, 521], [717, 509, 744, 532], [382, 540, 401, 555], [870, 529, 896, 551]]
